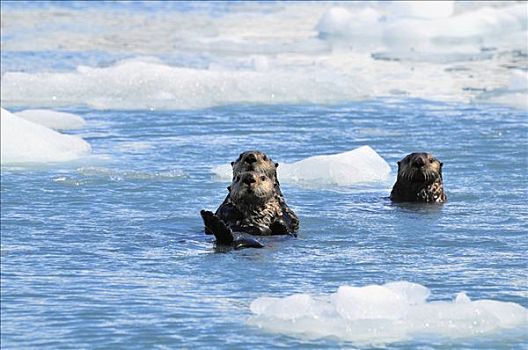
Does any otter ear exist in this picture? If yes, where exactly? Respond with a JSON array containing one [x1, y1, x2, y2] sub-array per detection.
[[275, 162, 279, 168], [227, 186, 231, 191], [397, 161, 401, 169], [440, 162, 443, 167], [230, 161, 234, 167]]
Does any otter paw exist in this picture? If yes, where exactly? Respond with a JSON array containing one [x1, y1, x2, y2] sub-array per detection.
[[200, 210, 233, 244], [269, 220, 290, 235]]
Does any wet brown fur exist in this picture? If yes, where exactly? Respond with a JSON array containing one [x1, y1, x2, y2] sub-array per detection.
[[390, 152, 447, 203], [229, 171, 282, 229], [231, 151, 278, 182], [214, 150, 299, 235]]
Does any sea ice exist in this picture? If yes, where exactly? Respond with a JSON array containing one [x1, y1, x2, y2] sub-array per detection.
[[318, 3, 527, 54], [1, 108, 91, 165], [212, 146, 391, 186], [248, 281, 528, 345], [1, 2, 526, 110], [15, 109, 86, 130]]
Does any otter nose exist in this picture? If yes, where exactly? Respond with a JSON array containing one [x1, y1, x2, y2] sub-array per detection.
[[413, 157, 425, 168], [245, 154, 257, 164], [243, 174, 256, 185]]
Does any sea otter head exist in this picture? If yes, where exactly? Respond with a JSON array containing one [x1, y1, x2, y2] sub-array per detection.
[[230, 171, 275, 206], [397, 152, 443, 184], [231, 151, 278, 182]]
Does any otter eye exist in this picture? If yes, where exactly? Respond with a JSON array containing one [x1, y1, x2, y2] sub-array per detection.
[[263, 155, 267, 161], [260, 175, 266, 181], [429, 158, 434, 163], [235, 175, 240, 182]]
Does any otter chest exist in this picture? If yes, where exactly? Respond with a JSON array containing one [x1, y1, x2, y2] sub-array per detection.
[[417, 182, 445, 203]]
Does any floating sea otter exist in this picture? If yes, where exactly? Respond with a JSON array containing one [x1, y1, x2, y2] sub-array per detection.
[[201, 170, 294, 248], [390, 152, 447, 203], [220, 151, 298, 233], [202, 151, 299, 249]]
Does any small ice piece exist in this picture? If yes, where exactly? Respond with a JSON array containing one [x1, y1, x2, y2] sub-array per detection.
[[384, 281, 431, 305], [249, 281, 528, 345], [331, 285, 408, 320], [1, 108, 91, 165], [250, 294, 316, 320], [279, 145, 391, 186], [15, 109, 86, 130], [211, 146, 391, 186], [384, 1, 455, 19], [455, 292, 471, 304], [316, 7, 382, 46], [212, 163, 233, 180]]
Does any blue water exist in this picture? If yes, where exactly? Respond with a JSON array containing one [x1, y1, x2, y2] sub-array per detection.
[[1, 100, 527, 348]]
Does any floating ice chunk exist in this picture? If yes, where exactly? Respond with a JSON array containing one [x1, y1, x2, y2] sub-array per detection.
[[331, 285, 408, 320], [317, 7, 382, 45], [212, 163, 233, 180], [250, 294, 317, 320], [384, 1, 454, 19], [475, 69, 528, 110], [0, 59, 364, 110], [1, 108, 91, 165], [383, 4, 527, 49], [248, 281, 528, 345], [384, 281, 431, 305], [455, 292, 471, 304], [211, 146, 391, 186], [317, 3, 527, 56], [15, 109, 86, 130], [279, 146, 391, 186]]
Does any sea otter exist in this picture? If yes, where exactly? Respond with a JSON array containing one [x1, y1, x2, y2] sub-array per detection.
[[202, 171, 293, 248], [390, 152, 447, 203], [213, 150, 299, 234]]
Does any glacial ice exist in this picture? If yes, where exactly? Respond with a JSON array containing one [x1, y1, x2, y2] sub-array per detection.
[[0, 59, 365, 110], [1, 2, 525, 110], [318, 3, 527, 53], [211, 146, 391, 187], [1, 108, 91, 165], [15, 109, 86, 130], [249, 281, 528, 345]]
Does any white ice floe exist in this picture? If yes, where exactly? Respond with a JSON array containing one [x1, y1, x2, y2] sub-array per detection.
[[1, 2, 526, 110], [249, 281, 528, 345], [212, 146, 391, 186], [384, 1, 455, 19], [1, 108, 91, 165], [476, 69, 528, 109], [15, 109, 86, 130], [318, 3, 527, 53], [0, 59, 365, 110]]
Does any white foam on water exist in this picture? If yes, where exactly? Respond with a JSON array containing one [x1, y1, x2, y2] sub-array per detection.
[[1, 108, 91, 166], [15, 109, 86, 130], [249, 281, 528, 345], [211, 146, 391, 187]]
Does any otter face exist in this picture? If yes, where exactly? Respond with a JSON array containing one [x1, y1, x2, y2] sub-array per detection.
[[230, 171, 275, 205], [397, 152, 443, 184], [231, 151, 278, 181]]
